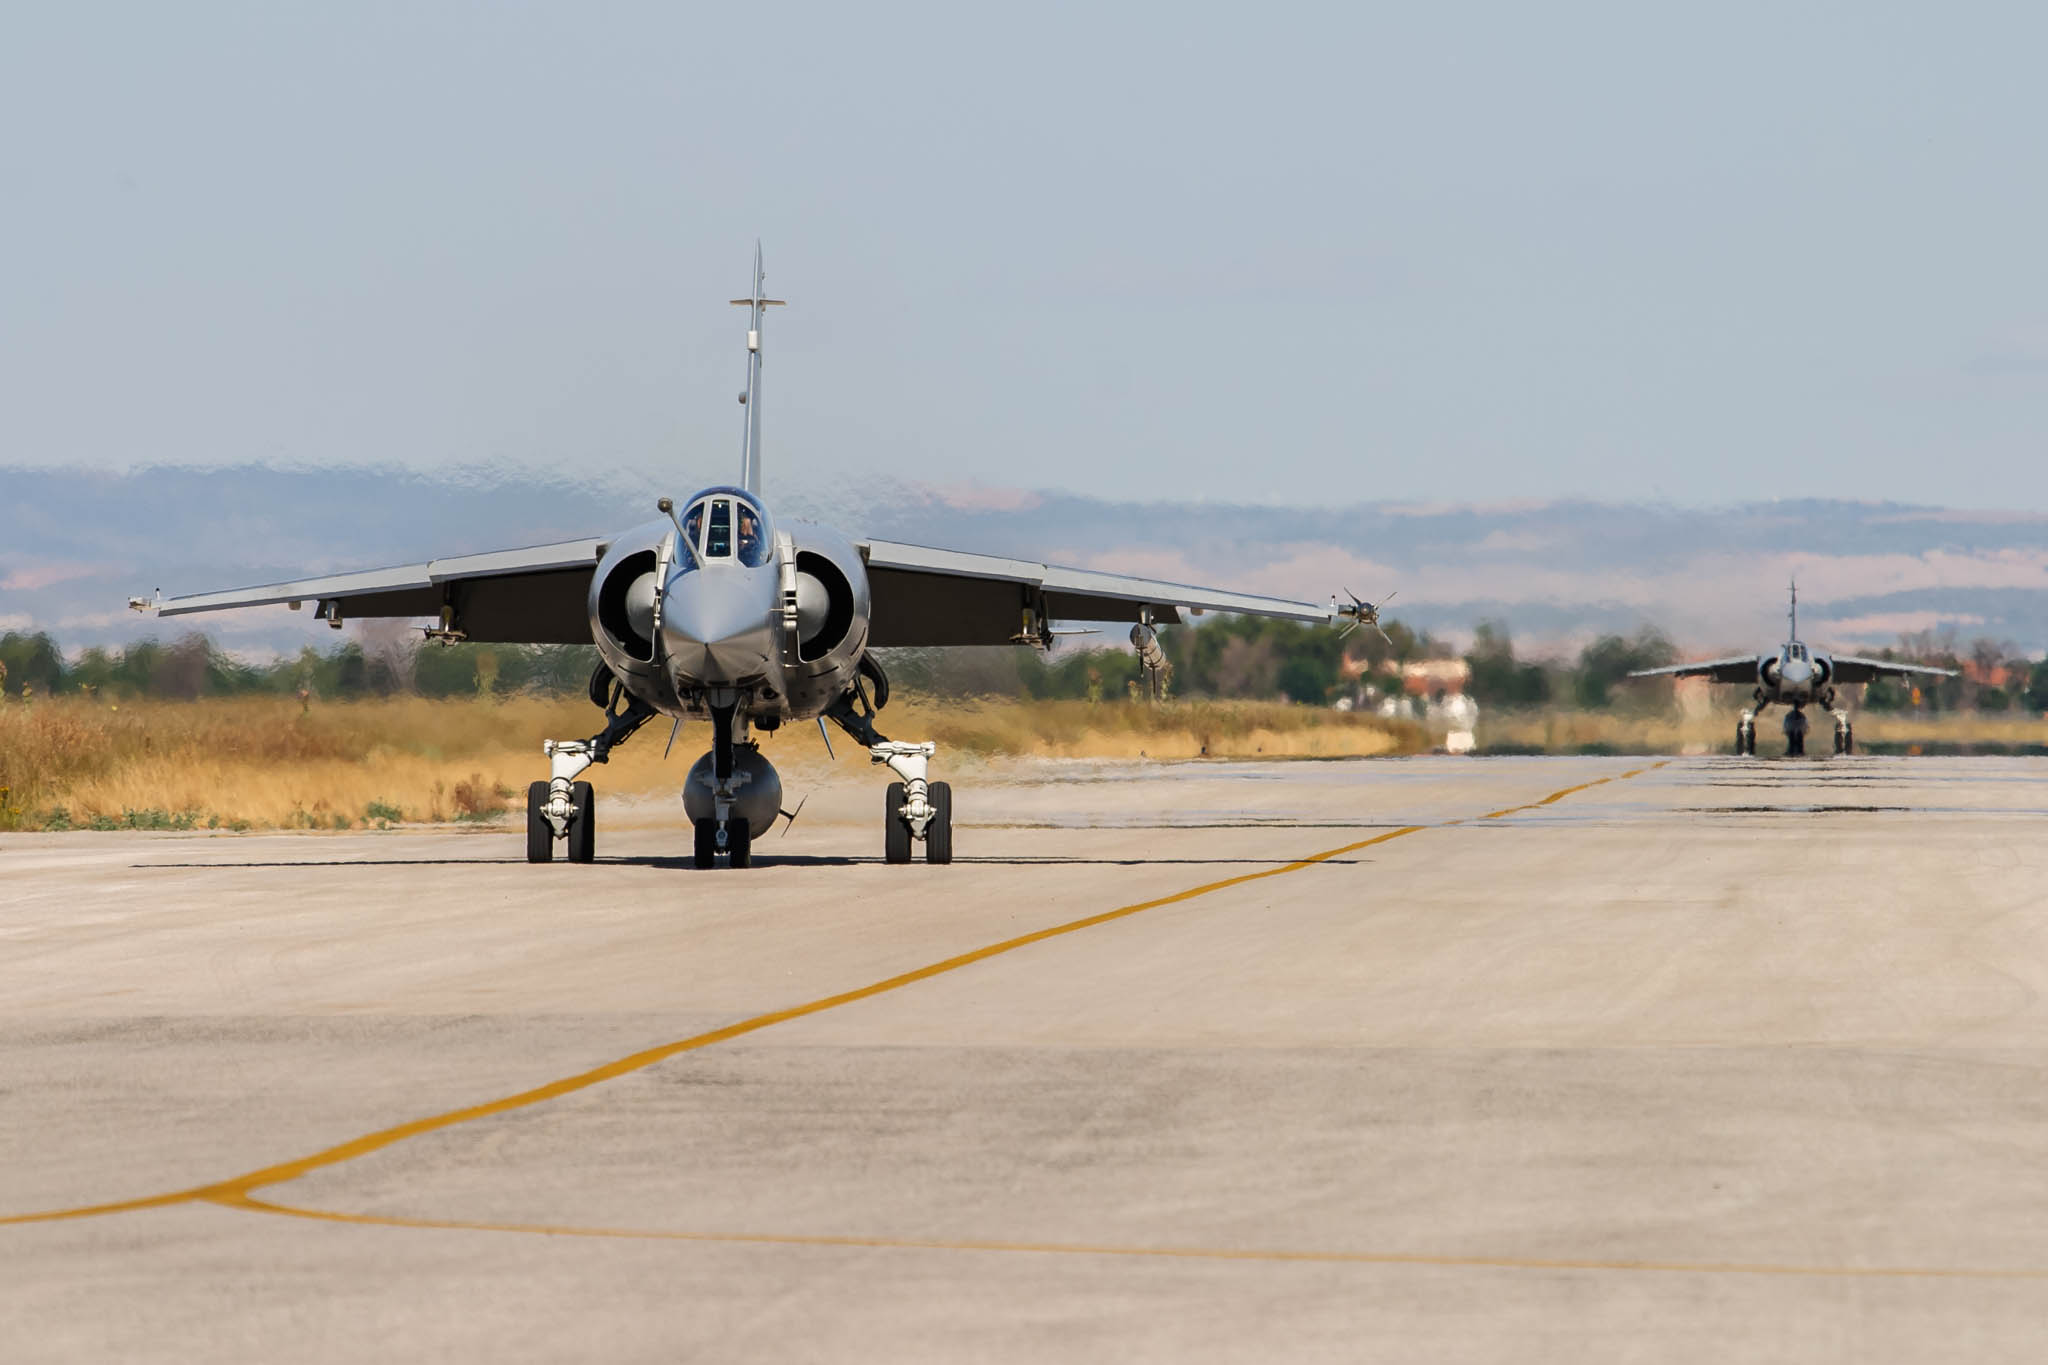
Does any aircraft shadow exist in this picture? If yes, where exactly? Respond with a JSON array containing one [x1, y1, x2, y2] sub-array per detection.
[[134, 854, 1349, 871]]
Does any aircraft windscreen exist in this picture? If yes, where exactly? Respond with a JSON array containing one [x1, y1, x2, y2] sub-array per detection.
[[734, 501, 768, 567], [707, 500, 732, 557], [683, 490, 772, 567]]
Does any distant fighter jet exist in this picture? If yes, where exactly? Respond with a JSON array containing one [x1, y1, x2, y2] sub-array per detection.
[[1629, 583, 1955, 756], [132, 249, 1382, 866]]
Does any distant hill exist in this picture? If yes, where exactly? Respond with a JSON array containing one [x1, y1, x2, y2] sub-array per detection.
[[6, 464, 2048, 658]]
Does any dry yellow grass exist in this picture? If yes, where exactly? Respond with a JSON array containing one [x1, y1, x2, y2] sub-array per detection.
[[0, 694, 1422, 831], [887, 695, 1420, 760], [6, 691, 2032, 833]]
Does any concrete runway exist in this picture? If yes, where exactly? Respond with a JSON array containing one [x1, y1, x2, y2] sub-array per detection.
[[3, 754, 2046, 1362]]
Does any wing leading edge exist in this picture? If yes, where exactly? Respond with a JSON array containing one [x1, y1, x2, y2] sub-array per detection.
[[859, 539, 1335, 647], [140, 538, 608, 644], [138, 535, 1341, 650], [1628, 656, 1761, 684], [1823, 655, 1959, 685]]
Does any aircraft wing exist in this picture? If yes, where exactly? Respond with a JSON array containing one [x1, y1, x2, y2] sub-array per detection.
[[1824, 654, 1959, 685], [858, 539, 1336, 647], [1628, 655, 1759, 684], [135, 538, 608, 644]]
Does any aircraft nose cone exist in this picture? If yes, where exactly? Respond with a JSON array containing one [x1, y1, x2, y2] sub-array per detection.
[[661, 572, 775, 683], [1780, 659, 1813, 689]]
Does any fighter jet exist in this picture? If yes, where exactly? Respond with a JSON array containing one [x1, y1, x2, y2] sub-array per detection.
[[130, 249, 1382, 866], [1628, 582, 1955, 756]]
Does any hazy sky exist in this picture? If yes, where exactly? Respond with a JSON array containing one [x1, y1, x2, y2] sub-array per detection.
[[6, 3, 2047, 508]]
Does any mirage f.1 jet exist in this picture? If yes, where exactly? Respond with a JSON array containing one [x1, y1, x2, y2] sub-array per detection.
[[131, 249, 1383, 867], [1628, 583, 1955, 756]]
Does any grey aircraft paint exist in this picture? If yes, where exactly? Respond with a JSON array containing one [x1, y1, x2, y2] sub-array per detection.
[[1629, 582, 1957, 756], [132, 250, 1380, 867]]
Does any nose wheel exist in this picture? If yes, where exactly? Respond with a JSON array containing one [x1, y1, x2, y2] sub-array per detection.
[[694, 817, 752, 869]]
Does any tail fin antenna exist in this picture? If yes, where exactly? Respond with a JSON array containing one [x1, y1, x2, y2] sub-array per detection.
[[729, 241, 786, 495]]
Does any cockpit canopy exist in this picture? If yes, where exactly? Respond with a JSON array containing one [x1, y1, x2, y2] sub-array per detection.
[[1785, 643, 1809, 662], [676, 487, 773, 570]]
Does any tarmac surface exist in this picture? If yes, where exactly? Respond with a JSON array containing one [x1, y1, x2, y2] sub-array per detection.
[[3, 753, 2046, 1362]]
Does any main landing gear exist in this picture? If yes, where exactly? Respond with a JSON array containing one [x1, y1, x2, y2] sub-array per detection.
[[827, 657, 953, 865], [875, 742, 952, 865], [1736, 695, 1767, 756], [527, 751, 599, 864], [531, 656, 958, 869], [1733, 698, 1854, 758], [526, 665, 657, 864]]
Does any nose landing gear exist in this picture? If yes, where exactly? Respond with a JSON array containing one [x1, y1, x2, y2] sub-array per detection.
[[1783, 707, 1808, 757], [694, 816, 752, 869]]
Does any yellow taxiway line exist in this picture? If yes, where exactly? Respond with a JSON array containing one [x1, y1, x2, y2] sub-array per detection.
[[213, 1189, 2048, 1282], [29, 761, 2048, 1277], [33, 759, 1904, 1289]]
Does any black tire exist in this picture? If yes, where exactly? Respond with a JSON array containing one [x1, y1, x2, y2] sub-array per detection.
[[883, 782, 912, 864], [693, 817, 718, 869], [526, 781, 554, 864], [728, 818, 752, 869], [566, 782, 596, 863], [925, 781, 952, 865], [1785, 723, 1806, 758], [1842, 725, 1854, 756], [1735, 724, 1748, 756]]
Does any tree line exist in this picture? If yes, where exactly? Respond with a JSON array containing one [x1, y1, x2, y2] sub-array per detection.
[[3, 618, 2041, 711], [0, 630, 594, 701]]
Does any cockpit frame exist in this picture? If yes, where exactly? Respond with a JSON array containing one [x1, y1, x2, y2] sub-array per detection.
[[676, 486, 773, 570]]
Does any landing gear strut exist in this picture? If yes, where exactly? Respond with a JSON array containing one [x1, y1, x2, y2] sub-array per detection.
[[1832, 709, 1854, 755], [527, 664, 657, 864], [874, 742, 951, 864], [694, 814, 751, 869], [689, 692, 761, 869], [1736, 697, 1767, 756], [825, 657, 953, 865], [528, 744, 605, 863]]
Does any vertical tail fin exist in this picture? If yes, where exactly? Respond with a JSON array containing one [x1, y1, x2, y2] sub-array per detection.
[[729, 242, 786, 495], [1788, 578, 1798, 643]]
